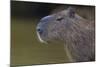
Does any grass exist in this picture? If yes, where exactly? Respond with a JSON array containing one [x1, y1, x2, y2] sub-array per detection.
[[11, 17, 69, 66]]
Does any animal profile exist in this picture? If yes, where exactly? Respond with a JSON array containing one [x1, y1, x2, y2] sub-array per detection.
[[36, 7, 95, 62]]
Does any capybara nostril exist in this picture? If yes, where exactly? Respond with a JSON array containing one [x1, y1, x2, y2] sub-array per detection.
[[37, 28, 43, 34]]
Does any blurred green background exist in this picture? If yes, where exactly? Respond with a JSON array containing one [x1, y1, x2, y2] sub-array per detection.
[[11, 1, 95, 66], [11, 1, 68, 66]]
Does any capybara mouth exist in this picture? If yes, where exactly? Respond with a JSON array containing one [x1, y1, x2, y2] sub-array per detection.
[[37, 32, 47, 44]]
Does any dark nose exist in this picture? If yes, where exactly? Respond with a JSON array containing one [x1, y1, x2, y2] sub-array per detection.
[[37, 28, 43, 34]]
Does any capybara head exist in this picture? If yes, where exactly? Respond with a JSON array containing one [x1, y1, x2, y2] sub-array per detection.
[[36, 7, 77, 43]]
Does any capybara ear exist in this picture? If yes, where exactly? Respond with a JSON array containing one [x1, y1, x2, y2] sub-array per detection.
[[67, 7, 75, 18]]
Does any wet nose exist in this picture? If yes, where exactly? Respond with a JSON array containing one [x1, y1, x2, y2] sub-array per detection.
[[37, 28, 43, 34]]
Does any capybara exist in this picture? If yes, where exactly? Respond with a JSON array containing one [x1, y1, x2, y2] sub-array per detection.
[[36, 7, 95, 62]]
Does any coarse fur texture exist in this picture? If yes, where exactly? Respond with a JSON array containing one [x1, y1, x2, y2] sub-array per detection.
[[36, 7, 95, 62]]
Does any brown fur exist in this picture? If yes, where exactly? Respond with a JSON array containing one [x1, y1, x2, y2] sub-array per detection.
[[36, 7, 95, 62]]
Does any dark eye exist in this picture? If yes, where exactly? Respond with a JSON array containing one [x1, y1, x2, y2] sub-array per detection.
[[56, 17, 63, 21]]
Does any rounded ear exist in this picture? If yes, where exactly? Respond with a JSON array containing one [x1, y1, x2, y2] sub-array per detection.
[[67, 7, 75, 18]]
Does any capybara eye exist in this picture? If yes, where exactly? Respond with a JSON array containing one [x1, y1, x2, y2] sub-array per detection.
[[56, 17, 63, 21]]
